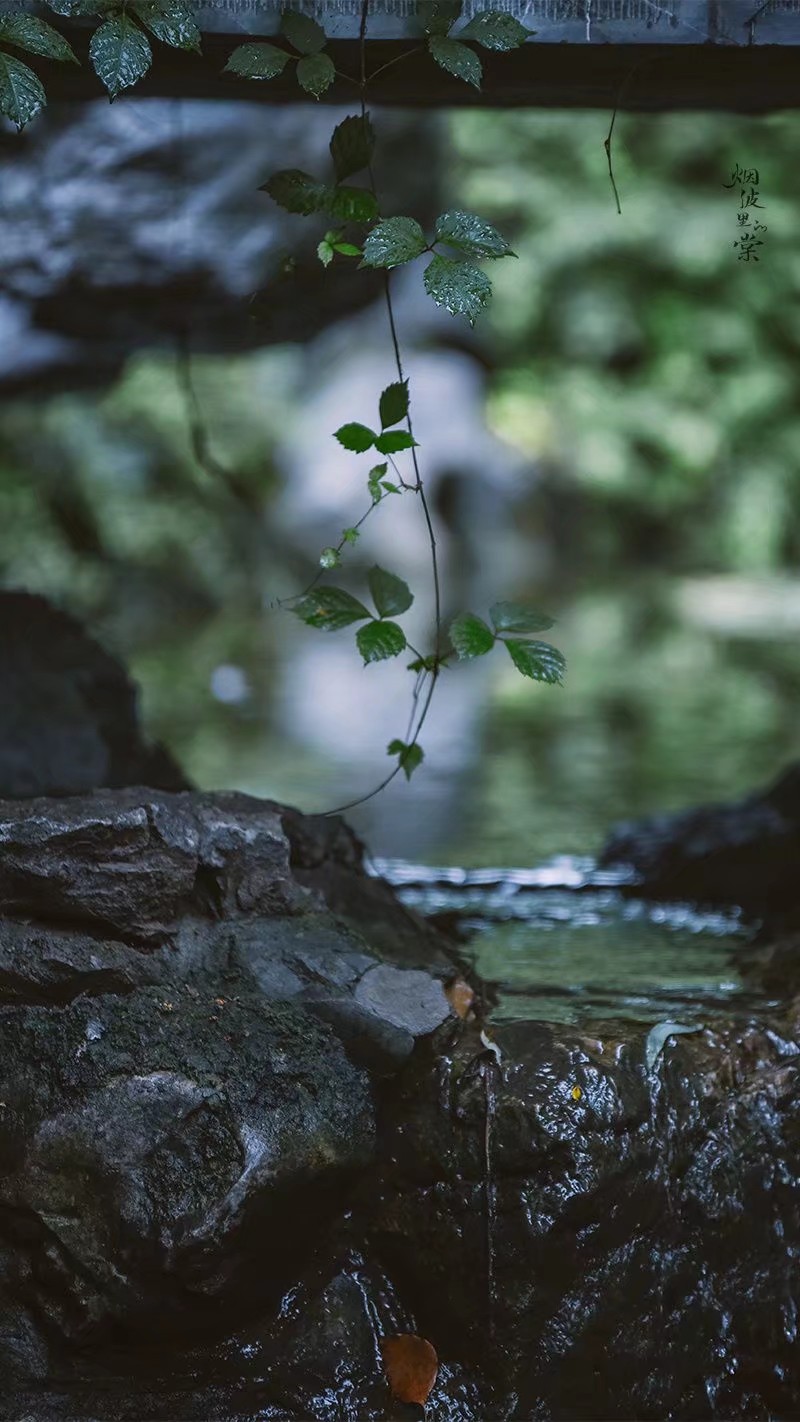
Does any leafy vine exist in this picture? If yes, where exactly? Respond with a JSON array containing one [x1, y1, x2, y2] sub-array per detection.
[[1, 0, 566, 809]]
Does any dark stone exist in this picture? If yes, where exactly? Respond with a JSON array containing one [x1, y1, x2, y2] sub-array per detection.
[[598, 762, 800, 911], [0, 592, 187, 799]]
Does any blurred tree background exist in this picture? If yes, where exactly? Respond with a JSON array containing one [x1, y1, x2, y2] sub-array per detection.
[[0, 104, 798, 863]]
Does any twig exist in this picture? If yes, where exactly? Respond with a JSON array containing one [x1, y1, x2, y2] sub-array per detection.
[[603, 61, 651, 216]]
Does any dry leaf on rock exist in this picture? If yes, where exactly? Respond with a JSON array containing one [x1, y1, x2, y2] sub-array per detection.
[[380, 1333, 438, 1405]]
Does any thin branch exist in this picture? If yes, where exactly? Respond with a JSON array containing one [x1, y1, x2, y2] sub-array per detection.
[[603, 61, 650, 216]]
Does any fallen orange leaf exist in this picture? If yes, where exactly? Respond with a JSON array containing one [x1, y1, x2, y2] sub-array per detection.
[[380, 1333, 438, 1406], [445, 976, 475, 1019]]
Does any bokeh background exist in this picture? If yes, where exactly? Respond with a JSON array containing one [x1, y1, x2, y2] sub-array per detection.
[[1, 102, 798, 865]]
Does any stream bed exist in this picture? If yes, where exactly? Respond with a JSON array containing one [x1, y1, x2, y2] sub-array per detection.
[[374, 855, 774, 1027]]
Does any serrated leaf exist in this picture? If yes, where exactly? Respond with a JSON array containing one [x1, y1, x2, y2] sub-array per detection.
[[90, 15, 152, 98], [458, 10, 530, 50], [293, 587, 371, 630], [319, 547, 340, 569], [326, 185, 378, 223], [387, 739, 424, 780], [379, 380, 409, 430], [225, 41, 289, 78], [281, 9, 327, 53], [330, 112, 376, 182], [375, 431, 417, 455], [435, 209, 514, 259], [133, 1, 201, 52], [335, 422, 376, 453], [368, 566, 413, 617], [450, 612, 495, 660], [0, 51, 44, 128], [261, 168, 328, 214], [504, 638, 566, 685], [368, 462, 389, 499], [0, 15, 78, 62], [427, 34, 481, 88], [362, 216, 427, 270], [357, 620, 407, 664], [424, 255, 491, 326], [417, 0, 462, 36], [317, 240, 333, 267], [297, 51, 335, 96], [490, 602, 554, 635]]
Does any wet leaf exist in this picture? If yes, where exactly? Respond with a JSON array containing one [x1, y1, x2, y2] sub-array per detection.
[[381, 1333, 438, 1404], [335, 422, 376, 453], [379, 380, 410, 429], [281, 8, 327, 54], [490, 602, 554, 634], [326, 184, 378, 223], [427, 34, 482, 88], [133, 1, 201, 52], [503, 638, 565, 684], [317, 239, 333, 267], [225, 41, 289, 79], [319, 546, 340, 569], [368, 565, 413, 617], [458, 10, 531, 50], [424, 255, 492, 325], [292, 587, 371, 630], [261, 168, 328, 214], [417, 0, 462, 36], [450, 612, 495, 659], [90, 14, 152, 98], [645, 1021, 702, 1073], [362, 216, 427, 269], [296, 51, 335, 97], [0, 15, 78, 62], [435, 209, 515, 259], [0, 52, 44, 128], [330, 112, 375, 181], [357, 620, 407, 664]]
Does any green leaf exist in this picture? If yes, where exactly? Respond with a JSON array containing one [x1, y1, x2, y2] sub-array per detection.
[[333, 241, 362, 256], [0, 15, 78, 62], [450, 612, 495, 660], [293, 587, 371, 631], [357, 620, 407, 664], [407, 654, 438, 673], [490, 602, 555, 635], [424, 255, 492, 326], [132, 1, 201, 52], [379, 380, 409, 430], [261, 169, 328, 214], [368, 566, 413, 617], [374, 431, 417, 455], [343, 527, 359, 544], [330, 112, 375, 181], [503, 638, 566, 685], [381, 480, 401, 494], [435, 209, 515, 259], [362, 216, 427, 269], [427, 34, 482, 88], [319, 547, 340, 569], [367, 462, 389, 499], [0, 52, 44, 128], [45, 0, 114, 13], [317, 239, 334, 267], [326, 185, 378, 223], [417, 1, 462, 36], [387, 738, 425, 780], [335, 422, 376, 453], [296, 51, 335, 96], [90, 14, 152, 98], [281, 9, 327, 54], [458, 10, 531, 50], [224, 41, 289, 79]]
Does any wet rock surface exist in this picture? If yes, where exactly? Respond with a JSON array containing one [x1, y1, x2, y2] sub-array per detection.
[[599, 762, 800, 912], [1, 599, 800, 1418]]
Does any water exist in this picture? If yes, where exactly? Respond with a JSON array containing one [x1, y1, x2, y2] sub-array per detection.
[[374, 856, 774, 1027]]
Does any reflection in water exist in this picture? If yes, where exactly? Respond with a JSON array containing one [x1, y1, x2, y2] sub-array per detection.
[[377, 856, 770, 1028]]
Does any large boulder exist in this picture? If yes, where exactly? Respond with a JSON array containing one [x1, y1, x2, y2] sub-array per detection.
[[599, 762, 800, 911]]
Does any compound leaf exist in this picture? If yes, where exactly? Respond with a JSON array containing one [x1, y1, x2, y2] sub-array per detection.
[[504, 638, 566, 684], [362, 216, 427, 269], [368, 565, 413, 617], [357, 620, 407, 664], [450, 612, 495, 659], [435, 209, 514, 259], [335, 422, 376, 453], [424, 254, 492, 325]]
